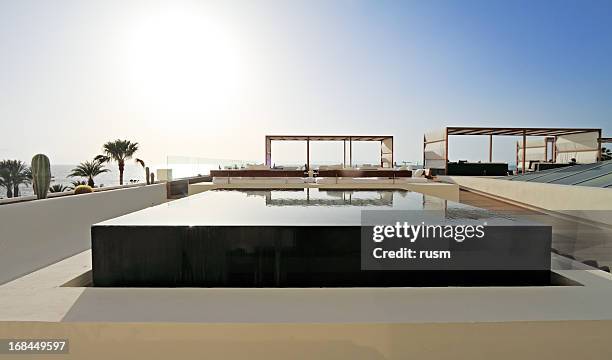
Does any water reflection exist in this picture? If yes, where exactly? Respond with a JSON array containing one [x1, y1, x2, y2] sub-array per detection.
[[101, 188, 523, 227], [234, 189, 510, 222], [229, 189, 509, 219], [261, 189, 395, 207]]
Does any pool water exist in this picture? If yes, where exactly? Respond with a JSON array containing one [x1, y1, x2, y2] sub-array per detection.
[[98, 189, 507, 227]]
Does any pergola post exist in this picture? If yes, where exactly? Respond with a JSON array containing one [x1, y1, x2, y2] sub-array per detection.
[[598, 129, 603, 161], [349, 137, 353, 167], [488, 134, 493, 163], [522, 130, 527, 174], [422, 135, 426, 169], [265, 136, 272, 167], [516, 141, 519, 172], [343, 139, 346, 167], [444, 128, 449, 175], [391, 136, 394, 167], [306, 137, 310, 171]]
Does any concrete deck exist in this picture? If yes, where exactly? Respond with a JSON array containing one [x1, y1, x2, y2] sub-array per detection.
[[1, 250, 612, 324]]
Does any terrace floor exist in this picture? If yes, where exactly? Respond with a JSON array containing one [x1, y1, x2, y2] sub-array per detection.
[[1, 186, 610, 322], [459, 189, 612, 270], [458, 189, 537, 213], [3, 183, 612, 358]]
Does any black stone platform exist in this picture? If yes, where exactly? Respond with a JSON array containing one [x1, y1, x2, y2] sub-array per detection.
[[91, 189, 552, 287]]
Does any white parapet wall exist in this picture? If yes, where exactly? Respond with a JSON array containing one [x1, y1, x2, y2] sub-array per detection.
[[0, 183, 167, 285], [441, 176, 612, 225]]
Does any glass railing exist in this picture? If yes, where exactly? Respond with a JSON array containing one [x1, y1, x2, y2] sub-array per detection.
[[165, 156, 258, 179]]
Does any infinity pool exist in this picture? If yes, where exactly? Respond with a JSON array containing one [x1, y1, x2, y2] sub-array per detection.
[[92, 189, 551, 287]]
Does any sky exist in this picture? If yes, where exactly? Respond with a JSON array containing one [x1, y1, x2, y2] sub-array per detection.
[[1, 0, 611, 167]]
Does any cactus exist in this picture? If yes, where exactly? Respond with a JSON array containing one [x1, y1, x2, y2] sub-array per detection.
[[31, 154, 51, 199], [74, 185, 94, 194], [145, 166, 150, 185]]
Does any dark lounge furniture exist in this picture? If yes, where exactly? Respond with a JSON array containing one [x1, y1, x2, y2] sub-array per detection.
[[447, 162, 508, 176], [316, 170, 412, 178], [210, 170, 306, 177], [534, 163, 572, 172]]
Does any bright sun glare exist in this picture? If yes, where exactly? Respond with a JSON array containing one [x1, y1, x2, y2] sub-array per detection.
[[124, 9, 246, 114]]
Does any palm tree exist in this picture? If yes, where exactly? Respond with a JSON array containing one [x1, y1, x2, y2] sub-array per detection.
[[0, 163, 10, 198], [0, 160, 31, 198], [11, 161, 31, 197], [602, 147, 612, 161], [69, 159, 109, 187], [49, 184, 69, 193], [135, 158, 151, 184], [95, 140, 139, 186]]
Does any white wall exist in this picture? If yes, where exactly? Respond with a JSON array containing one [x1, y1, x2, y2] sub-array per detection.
[[441, 176, 612, 225], [0, 184, 167, 285]]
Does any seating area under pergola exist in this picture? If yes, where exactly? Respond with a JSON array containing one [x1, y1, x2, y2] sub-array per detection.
[[424, 127, 604, 175], [265, 135, 394, 170]]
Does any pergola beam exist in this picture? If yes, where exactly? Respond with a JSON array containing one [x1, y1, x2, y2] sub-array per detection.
[[266, 135, 392, 141], [446, 126, 601, 136], [491, 129, 525, 136]]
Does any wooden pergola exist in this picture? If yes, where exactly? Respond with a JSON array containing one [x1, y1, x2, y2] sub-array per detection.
[[265, 135, 394, 170], [424, 127, 603, 175]]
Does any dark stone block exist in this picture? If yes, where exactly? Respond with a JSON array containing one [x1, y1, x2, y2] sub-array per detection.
[[92, 225, 551, 287]]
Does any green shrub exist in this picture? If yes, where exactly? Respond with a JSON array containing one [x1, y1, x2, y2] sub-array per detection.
[[74, 185, 94, 195]]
